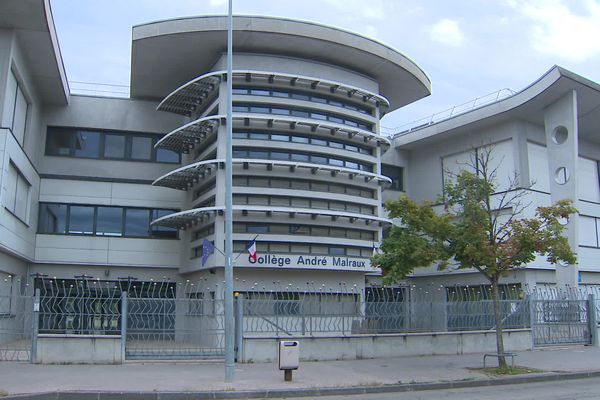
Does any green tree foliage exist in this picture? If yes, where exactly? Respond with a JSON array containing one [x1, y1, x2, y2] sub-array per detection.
[[373, 149, 577, 368]]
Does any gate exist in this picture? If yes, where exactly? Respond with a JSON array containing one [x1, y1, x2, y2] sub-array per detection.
[[124, 283, 225, 360], [531, 298, 591, 346], [0, 280, 32, 361]]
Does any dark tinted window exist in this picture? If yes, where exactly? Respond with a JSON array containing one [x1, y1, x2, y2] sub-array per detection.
[[68, 206, 94, 235], [131, 136, 152, 160], [73, 131, 101, 158], [45, 127, 179, 164], [38, 203, 67, 234], [104, 134, 126, 159], [151, 209, 177, 239], [156, 148, 179, 163], [96, 207, 123, 236], [382, 164, 404, 191], [45, 128, 73, 156], [125, 209, 150, 237]]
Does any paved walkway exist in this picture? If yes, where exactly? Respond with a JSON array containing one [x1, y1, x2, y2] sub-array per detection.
[[1, 347, 599, 398]]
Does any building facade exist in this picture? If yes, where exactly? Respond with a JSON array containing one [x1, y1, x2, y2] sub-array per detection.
[[385, 66, 600, 292], [0, 1, 430, 301], [1, 0, 599, 305]]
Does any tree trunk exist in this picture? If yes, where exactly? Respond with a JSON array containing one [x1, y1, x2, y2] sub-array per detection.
[[491, 276, 508, 369]]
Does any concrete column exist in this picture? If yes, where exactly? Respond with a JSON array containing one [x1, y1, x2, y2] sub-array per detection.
[[543, 90, 579, 288]]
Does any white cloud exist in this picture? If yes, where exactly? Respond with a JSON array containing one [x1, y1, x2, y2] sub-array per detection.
[[428, 19, 466, 47], [323, 0, 386, 20], [507, 0, 600, 62]]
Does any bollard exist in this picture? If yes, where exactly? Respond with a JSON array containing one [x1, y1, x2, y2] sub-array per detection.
[[278, 340, 299, 382]]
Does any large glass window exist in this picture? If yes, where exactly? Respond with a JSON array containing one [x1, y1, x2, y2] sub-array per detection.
[[151, 209, 178, 239], [4, 162, 30, 222], [96, 207, 123, 236], [232, 86, 373, 115], [156, 148, 180, 163], [45, 128, 73, 156], [74, 131, 101, 158], [382, 164, 404, 191], [37, 203, 177, 239], [125, 208, 150, 237], [2, 70, 28, 145], [38, 204, 67, 234], [578, 157, 600, 203], [104, 134, 126, 159], [579, 216, 599, 248], [233, 102, 373, 131], [131, 136, 153, 160], [68, 206, 94, 235], [45, 127, 180, 164]]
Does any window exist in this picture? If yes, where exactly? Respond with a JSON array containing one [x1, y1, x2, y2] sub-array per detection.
[[38, 204, 67, 234], [4, 162, 30, 222], [329, 247, 346, 256], [527, 142, 550, 192], [131, 136, 153, 160], [125, 209, 150, 237], [233, 102, 373, 131], [232, 86, 373, 115], [580, 216, 600, 248], [2, 70, 28, 145], [45, 127, 180, 164], [248, 224, 269, 234], [443, 141, 514, 190], [96, 207, 123, 236], [151, 209, 178, 239], [382, 164, 404, 191], [578, 157, 600, 203], [38, 203, 177, 239], [74, 131, 101, 158], [156, 147, 179, 163], [68, 206, 94, 235], [104, 134, 126, 159]]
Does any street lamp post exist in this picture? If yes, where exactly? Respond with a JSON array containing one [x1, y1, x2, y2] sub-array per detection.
[[224, 0, 235, 383]]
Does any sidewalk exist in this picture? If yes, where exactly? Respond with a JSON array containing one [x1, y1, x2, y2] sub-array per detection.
[[1, 346, 599, 399]]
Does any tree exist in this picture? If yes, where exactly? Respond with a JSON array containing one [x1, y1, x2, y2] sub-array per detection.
[[373, 148, 577, 369]]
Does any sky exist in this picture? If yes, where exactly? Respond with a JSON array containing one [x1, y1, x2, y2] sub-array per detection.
[[49, 0, 600, 133]]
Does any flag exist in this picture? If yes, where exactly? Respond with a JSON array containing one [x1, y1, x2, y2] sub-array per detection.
[[201, 239, 214, 267], [247, 240, 257, 262]]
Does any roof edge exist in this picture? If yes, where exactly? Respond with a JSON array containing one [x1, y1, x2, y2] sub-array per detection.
[[43, 0, 69, 105]]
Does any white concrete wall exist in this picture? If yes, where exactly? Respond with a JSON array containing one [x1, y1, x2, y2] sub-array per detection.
[[0, 30, 45, 269], [398, 120, 520, 203], [241, 329, 532, 362], [213, 53, 379, 93], [35, 335, 122, 364]]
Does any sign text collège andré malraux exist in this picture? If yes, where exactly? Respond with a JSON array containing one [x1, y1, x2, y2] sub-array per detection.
[[246, 254, 377, 272]]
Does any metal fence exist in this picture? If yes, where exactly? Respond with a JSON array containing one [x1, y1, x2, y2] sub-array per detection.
[[0, 277, 33, 361], [125, 282, 225, 360], [2, 276, 600, 362], [241, 285, 531, 337]]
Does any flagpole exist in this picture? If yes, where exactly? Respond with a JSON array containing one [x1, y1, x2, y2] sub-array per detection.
[[224, 0, 235, 383]]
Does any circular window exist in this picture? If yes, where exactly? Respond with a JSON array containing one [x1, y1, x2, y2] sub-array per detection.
[[554, 166, 570, 185], [552, 126, 568, 145]]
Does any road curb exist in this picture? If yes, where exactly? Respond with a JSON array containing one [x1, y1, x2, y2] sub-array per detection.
[[4, 370, 600, 399]]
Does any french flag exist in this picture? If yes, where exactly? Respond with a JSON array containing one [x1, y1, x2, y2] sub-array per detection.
[[247, 240, 257, 262]]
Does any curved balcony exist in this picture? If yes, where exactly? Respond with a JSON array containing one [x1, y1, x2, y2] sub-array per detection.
[[156, 71, 221, 116], [155, 115, 223, 154], [152, 159, 223, 190], [152, 205, 390, 230], [232, 114, 390, 151], [157, 70, 390, 117], [152, 157, 391, 190]]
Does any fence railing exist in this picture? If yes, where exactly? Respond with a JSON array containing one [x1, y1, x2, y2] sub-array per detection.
[[1, 275, 599, 362]]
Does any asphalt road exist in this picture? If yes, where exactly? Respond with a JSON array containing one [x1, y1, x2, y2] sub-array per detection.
[[278, 377, 600, 400]]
